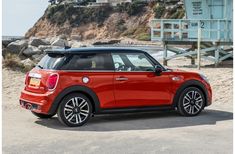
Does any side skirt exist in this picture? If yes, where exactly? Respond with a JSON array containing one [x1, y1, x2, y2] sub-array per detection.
[[96, 105, 174, 114]]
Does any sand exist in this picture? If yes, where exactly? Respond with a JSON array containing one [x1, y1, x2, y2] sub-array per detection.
[[2, 57, 233, 154]]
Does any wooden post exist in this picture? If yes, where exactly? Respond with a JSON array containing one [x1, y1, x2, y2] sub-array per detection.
[[197, 21, 202, 70], [163, 42, 167, 66], [191, 43, 196, 65], [215, 43, 220, 67]]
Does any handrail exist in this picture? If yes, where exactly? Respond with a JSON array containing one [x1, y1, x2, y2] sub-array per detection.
[[150, 19, 233, 42]]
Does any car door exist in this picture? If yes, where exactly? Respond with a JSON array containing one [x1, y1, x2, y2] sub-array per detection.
[[59, 52, 116, 109], [112, 52, 172, 108]]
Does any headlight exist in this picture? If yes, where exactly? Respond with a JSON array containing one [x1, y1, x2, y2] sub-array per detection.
[[199, 73, 209, 83]]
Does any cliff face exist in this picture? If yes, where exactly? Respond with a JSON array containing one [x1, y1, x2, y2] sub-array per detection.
[[26, 10, 154, 40], [25, 2, 184, 41]]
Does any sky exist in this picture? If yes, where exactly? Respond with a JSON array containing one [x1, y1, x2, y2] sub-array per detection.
[[3, 0, 49, 36]]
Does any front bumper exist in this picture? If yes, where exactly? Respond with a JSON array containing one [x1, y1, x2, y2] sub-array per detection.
[[202, 80, 212, 106]]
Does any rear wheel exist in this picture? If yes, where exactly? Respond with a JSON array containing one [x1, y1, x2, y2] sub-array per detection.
[[57, 93, 92, 127], [177, 87, 205, 116], [31, 111, 54, 119]]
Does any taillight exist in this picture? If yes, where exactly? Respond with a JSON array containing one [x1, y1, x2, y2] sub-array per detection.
[[46, 73, 59, 90], [25, 72, 29, 85]]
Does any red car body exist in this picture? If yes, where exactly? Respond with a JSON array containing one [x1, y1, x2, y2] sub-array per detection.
[[19, 47, 212, 126], [20, 69, 212, 113]]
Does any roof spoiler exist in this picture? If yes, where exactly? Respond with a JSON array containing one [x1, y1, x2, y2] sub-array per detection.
[[45, 44, 71, 54], [45, 49, 67, 54]]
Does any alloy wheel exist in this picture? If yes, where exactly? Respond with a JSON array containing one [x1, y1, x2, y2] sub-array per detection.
[[182, 90, 203, 115], [63, 97, 90, 125]]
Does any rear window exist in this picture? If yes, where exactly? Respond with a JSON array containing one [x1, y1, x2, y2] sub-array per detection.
[[36, 54, 65, 70], [60, 53, 114, 71]]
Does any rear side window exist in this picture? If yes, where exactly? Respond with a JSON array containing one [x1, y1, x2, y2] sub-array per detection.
[[37, 54, 65, 70], [60, 53, 114, 70]]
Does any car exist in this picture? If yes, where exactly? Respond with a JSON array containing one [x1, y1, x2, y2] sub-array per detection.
[[19, 47, 212, 127]]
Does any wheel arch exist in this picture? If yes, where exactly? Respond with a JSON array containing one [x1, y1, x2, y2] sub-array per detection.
[[48, 85, 101, 115], [172, 80, 209, 108]]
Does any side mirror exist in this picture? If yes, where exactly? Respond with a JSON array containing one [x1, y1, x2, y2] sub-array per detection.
[[155, 65, 163, 76]]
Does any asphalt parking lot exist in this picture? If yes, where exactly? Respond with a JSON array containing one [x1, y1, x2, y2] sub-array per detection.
[[3, 103, 232, 154]]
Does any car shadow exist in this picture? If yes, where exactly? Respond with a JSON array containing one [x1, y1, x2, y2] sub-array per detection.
[[35, 109, 233, 131]]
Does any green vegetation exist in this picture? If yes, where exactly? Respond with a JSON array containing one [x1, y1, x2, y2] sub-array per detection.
[[116, 19, 127, 32], [115, 1, 148, 15], [134, 26, 151, 41], [46, 3, 112, 26], [121, 28, 136, 37], [136, 32, 151, 41], [43, 2, 185, 40], [45, 1, 149, 26], [78, 0, 96, 6], [169, 9, 185, 19], [154, 4, 165, 18]]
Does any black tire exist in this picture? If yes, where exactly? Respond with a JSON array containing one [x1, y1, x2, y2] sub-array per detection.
[[31, 111, 54, 119], [177, 87, 205, 116], [57, 93, 92, 127]]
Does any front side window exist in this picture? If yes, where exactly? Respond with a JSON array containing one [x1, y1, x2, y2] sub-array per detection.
[[112, 52, 154, 72], [60, 53, 114, 70]]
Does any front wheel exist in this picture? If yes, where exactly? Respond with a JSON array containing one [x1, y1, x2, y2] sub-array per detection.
[[57, 93, 92, 127], [177, 87, 205, 116]]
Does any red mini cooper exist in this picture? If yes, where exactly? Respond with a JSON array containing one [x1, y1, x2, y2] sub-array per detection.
[[19, 47, 212, 127]]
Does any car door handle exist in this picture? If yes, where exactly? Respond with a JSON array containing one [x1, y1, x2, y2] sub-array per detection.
[[116, 77, 128, 81]]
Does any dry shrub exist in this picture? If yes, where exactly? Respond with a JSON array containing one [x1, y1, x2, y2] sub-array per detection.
[[3, 54, 34, 72], [136, 33, 151, 41]]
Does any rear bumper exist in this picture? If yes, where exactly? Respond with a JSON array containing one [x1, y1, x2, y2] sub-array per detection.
[[19, 89, 55, 114]]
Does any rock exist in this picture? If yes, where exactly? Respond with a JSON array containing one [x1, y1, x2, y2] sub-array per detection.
[[23, 46, 42, 57], [2, 48, 7, 57], [71, 35, 82, 41], [47, 37, 57, 44], [38, 45, 64, 53], [38, 45, 52, 51], [68, 41, 83, 48], [51, 38, 68, 47], [85, 33, 95, 40], [32, 54, 45, 62], [2, 40, 14, 48], [93, 39, 121, 45], [108, 39, 121, 44], [58, 34, 68, 40], [29, 38, 50, 47], [20, 58, 34, 67], [6, 40, 28, 54], [51, 46, 63, 49]]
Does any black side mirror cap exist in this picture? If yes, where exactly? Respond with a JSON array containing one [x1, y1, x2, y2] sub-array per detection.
[[155, 65, 163, 76]]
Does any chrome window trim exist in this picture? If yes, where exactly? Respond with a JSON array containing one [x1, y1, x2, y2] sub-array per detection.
[[113, 70, 155, 73], [35, 68, 156, 73], [58, 70, 115, 72], [59, 70, 155, 73]]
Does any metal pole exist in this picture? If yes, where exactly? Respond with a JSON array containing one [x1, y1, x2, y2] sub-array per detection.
[[197, 21, 202, 70], [163, 42, 167, 66]]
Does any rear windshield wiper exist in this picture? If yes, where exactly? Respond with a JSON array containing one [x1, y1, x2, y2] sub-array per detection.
[[36, 64, 43, 69]]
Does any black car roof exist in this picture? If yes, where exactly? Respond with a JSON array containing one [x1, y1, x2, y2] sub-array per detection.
[[45, 47, 147, 54]]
